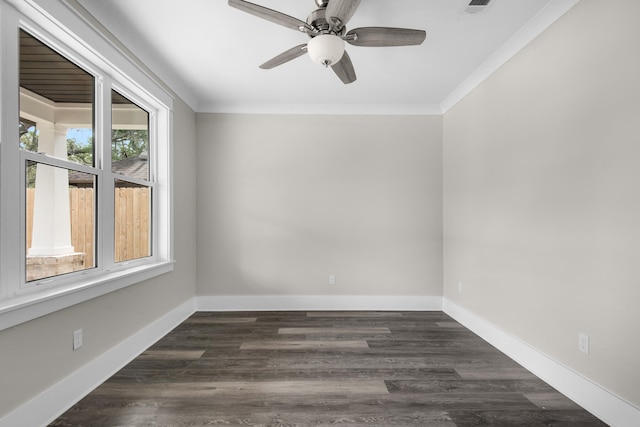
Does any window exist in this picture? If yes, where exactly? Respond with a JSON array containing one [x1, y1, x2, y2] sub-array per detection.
[[112, 90, 152, 262], [20, 30, 97, 282], [0, 1, 173, 330]]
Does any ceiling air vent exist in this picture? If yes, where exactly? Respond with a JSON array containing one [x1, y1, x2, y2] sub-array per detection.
[[464, 0, 493, 14]]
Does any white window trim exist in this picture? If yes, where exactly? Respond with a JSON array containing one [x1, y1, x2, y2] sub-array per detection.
[[0, 0, 174, 332]]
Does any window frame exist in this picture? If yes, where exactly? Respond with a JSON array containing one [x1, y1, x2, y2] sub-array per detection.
[[0, 0, 174, 331]]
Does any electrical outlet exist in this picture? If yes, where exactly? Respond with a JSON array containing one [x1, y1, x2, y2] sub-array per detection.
[[578, 333, 589, 354], [73, 329, 83, 350], [458, 282, 463, 293], [329, 275, 336, 285]]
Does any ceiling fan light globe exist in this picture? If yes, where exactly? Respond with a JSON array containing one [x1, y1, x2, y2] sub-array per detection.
[[307, 34, 345, 66]]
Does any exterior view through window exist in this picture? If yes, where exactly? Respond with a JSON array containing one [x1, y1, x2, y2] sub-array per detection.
[[20, 30, 97, 282], [112, 90, 151, 262]]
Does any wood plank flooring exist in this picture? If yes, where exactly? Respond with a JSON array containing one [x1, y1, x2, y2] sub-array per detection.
[[50, 311, 607, 426]]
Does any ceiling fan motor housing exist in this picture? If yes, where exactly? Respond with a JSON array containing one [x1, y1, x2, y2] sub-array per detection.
[[307, 8, 344, 36]]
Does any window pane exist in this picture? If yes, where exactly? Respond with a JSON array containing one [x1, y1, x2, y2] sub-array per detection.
[[26, 161, 96, 282], [19, 30, 95, 166], [112, 90, 149, 180], [114, 179, 151, 262]]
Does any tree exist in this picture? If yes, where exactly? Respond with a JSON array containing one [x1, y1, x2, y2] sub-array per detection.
[[111, 129, 148, 161], [21, 127, 39, 187], [19, 125, 38, 152], [67, 137, 93, 166]]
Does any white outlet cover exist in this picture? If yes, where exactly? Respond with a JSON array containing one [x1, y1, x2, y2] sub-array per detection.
[[578, 333, 589, 354], [73, 329, 83, 350]]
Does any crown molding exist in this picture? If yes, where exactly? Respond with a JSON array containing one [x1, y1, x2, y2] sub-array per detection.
[[197, 102, 443, 116], [440, 0, 581, 113]]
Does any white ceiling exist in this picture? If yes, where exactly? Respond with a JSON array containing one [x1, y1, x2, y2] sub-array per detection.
[[76, 0, 578, 114]]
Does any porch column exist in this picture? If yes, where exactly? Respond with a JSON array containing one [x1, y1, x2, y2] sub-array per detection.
[[28, 121, 75, 256]]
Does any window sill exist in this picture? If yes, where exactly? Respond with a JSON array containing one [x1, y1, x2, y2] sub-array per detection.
[[0, 261, 174, 332]]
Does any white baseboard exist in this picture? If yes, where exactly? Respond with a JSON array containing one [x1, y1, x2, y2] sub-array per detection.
[[0, 297, 197, 427], [197, 295, 443, 312], [443, 298, 640, 427]]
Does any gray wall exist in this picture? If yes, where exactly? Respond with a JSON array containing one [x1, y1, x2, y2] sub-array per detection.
[[443, 0, 640, 406], [196, 114, 443, 298], [0, 97, 197, 417]]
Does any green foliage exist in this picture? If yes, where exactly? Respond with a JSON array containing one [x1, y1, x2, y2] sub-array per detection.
[[21, 128, 39, 187], [19, 127, 38, 152], [111, 129, 148, 161], [67, 137, 93, 166]]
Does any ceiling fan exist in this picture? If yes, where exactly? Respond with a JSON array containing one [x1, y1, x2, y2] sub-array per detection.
[[228, 0, 427, 84]]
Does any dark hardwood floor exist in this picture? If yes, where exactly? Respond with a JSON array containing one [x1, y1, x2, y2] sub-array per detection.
[[50, 311, 607, 426]]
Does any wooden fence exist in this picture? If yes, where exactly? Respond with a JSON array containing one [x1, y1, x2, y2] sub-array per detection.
[[27, 187, 150, 266], [114, 187, 150, 262]]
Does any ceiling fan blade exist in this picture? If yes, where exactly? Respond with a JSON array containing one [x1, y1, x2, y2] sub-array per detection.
[[259, 44, 308, 69], [326, 0, 361, 31], [331, 51, 356, 84], [346, 27, 426, 47], [228, 0, 311, 32]]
